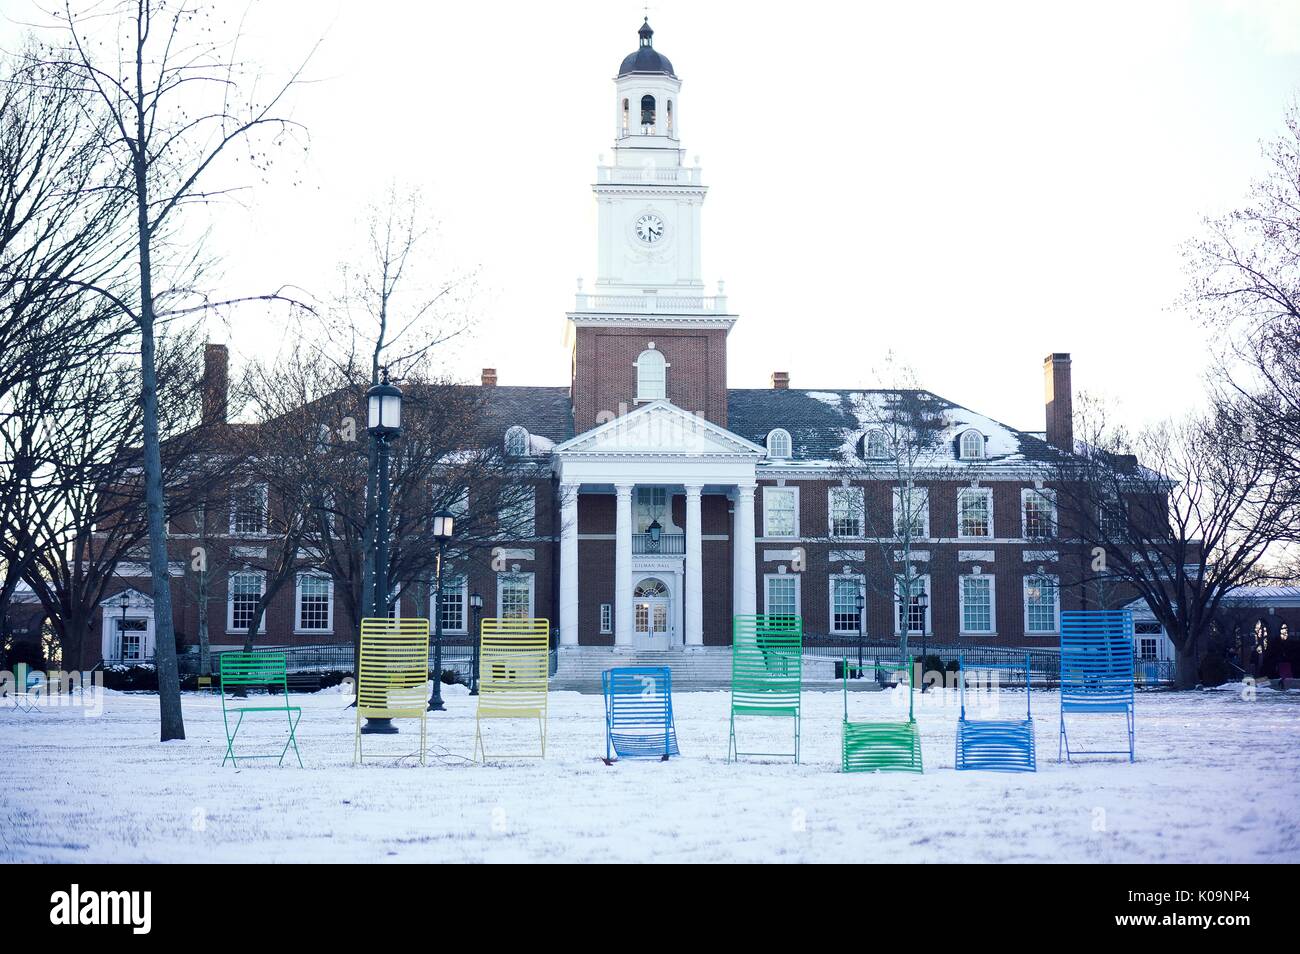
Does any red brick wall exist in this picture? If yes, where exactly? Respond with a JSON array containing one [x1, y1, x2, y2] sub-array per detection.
[[571, 326, 729, 431]]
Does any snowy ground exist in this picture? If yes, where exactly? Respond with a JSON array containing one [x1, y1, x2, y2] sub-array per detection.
[[2, 682, 1298, 863]]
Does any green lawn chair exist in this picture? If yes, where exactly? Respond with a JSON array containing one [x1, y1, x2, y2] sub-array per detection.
[[218, 652, 302, 768], [728, 615, 802, 763], [842, 656, 922, 773]]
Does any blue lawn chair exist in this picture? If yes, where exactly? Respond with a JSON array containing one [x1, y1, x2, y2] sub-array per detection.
[[1059, 610, 1136, 762], [955, 653, 1036, 772], [601, 667, 679, 764]]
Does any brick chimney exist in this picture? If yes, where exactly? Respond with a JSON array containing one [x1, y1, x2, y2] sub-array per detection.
[[481, 368, 497, 387], [771, 370, 790, 390], [201, 343, 228, 426], [1043, 353, 1072, 452]]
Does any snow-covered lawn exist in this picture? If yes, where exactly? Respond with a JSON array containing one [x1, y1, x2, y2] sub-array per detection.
[[2, 683, 1297, 863]]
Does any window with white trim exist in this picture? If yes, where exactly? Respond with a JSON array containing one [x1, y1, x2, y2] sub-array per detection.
[[635, 348, 666, 400], [863, 429, 890, 460], [766, 428, 792, 459], [894, 574, 930, 635], [498, 572, 534, 619], [762, 486, 798, 538], [960, 574, 994, 635], [1021, 488, 1057, 540], [600, 603, 613, 635], [830, 576, 863, 634], [505, 425, 529, 457], [829, 486, 863, 538], [437, 575, 468, 634], [1138, 637, 1159, 660], [764, 573, 800, 619], [958, 487, 993, 538], [230, 483, 267, 535], [959, 429, 985, 460], [499, 487, 536, 538], [1024, 574, 1059, 634], [296, 572, 333, 633], [228, 570, 265, 632], [892, 486, 929, 538]]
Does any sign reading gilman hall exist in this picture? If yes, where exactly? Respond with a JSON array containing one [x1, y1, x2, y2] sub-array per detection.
[[49, 884, 152, 934]]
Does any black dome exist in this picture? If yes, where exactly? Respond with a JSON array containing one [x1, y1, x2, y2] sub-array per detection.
[[618, 19, 675, 78]]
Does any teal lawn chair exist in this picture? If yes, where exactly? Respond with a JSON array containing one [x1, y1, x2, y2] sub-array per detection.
[[841, 657, 923, 773], [728, 615, 802, 763], [219, 652, 302, 767]]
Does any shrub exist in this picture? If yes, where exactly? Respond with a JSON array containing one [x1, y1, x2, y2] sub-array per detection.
[[1199, 654, 1232, 688]]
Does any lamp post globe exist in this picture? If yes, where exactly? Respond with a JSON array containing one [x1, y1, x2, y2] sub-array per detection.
[[428, 508, 456, 711], [360, 374, 402, 735]]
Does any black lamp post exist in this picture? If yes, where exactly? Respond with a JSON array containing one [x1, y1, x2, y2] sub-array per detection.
[[855, 588, 865, 678], [647, 517, 662, 553], [468, 592, 483, 695], [428, 508, 455, 711], [360, 373, 402, 735]]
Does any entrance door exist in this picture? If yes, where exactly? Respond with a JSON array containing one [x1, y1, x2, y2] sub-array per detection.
[[633, 577, 672, 651]]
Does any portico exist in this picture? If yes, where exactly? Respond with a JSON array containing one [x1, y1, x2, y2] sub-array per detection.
[[553, 400, 762, 648]]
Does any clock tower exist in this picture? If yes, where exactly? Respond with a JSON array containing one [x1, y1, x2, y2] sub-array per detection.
[[569, 19, 735, 431]]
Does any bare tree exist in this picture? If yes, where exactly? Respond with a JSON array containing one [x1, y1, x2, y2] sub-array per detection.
[[829, 358, 953, 662], [1053, 395, 1299, 688], [1182, 101, 1300, 490], [44, 0, 316, 740]]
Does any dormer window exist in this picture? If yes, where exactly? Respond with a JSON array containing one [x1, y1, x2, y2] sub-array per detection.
[[959, 428, 985, 460], [636, 348, 666, 400], [505, 425, 529, 457], [862, 429, 889, 460], [766, 428, 792, 459]]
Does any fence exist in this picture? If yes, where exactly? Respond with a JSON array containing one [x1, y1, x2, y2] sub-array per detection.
[[169, 640, 559, 683], [801, 635, 1174, 688]]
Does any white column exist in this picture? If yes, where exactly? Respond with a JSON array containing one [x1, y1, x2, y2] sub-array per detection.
[[614, 483, 634, 647], [684, 483, 704, 646], [559, 483, 579, 646], [734, 483, 757, 618]]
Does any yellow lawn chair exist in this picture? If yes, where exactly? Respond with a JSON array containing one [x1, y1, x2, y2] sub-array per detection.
[[474, 617, 550, 760], [354, 617, 430, 765]]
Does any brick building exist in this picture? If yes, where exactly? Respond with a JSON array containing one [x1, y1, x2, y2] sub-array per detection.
[[89, 21, 1113, 672]]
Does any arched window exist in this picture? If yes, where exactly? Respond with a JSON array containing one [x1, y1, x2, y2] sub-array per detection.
[[959, 428, 985, 460], [505, 425, 529, 457], [621, 98, 629, 135], [636, 349, 666, 400], [767, 428, 792, 459], [634, 578, 669, 598], [862, 429, 889, 460], [640, 94, 656, 130], [666, 100, 674, 136]]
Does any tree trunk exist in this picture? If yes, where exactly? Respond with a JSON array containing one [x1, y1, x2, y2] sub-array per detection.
[[1174, 643, 1200, 690], [134, 148, 184, 741], [197, 569, 210, 678]]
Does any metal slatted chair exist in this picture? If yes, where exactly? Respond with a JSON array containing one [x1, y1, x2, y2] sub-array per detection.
[[353, 617, 430, 765], [602, 666, 679, 764], [219, 652, 302, 768], [1059, 610, 1136, 762], [956, 653, 1036, 772], [841, 657, 923, 773], [474, 617, 549, 760], [728, 615, 802, 763]]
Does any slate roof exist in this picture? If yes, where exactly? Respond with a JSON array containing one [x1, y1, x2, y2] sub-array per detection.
[[471, 385, 574, 446], [726, 387, 1071, 470], [618, 19, 676, 78]]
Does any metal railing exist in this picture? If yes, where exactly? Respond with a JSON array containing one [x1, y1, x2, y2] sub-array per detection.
[[633, 532, 685, 555]]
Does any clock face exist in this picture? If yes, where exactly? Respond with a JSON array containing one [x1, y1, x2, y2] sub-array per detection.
[[635, 213, 665, 244]]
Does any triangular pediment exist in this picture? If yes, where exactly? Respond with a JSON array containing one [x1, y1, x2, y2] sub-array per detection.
[[556, 401, 763, 458]]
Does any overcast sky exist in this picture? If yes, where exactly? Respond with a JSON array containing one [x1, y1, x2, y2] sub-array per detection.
[[9, 0, 1300, 434]]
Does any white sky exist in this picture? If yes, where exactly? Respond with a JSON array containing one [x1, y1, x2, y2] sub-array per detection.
[[10, 0, 1300, 434]]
